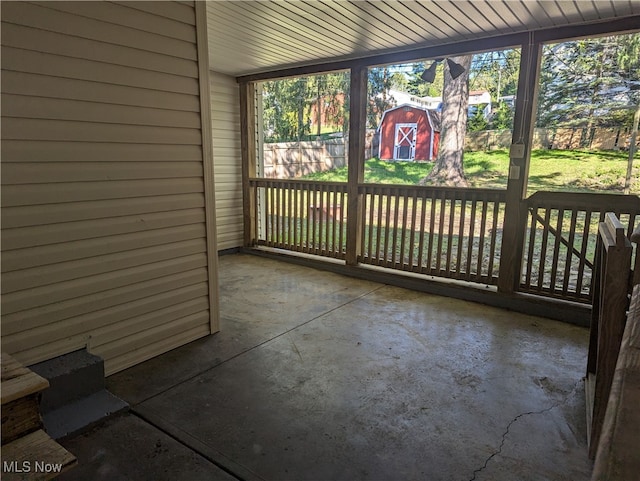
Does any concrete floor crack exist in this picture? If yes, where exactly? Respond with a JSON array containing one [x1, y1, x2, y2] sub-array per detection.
[[466, 378, 583, 481]]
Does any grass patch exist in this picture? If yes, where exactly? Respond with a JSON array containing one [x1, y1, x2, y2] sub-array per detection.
[[301, 149, 638, 194]]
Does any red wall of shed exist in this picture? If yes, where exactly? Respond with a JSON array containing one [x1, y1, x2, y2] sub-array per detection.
[[379, 107, 436, 161]]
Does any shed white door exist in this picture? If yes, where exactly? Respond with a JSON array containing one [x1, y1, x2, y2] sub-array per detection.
[[393, 123, 417, 160]]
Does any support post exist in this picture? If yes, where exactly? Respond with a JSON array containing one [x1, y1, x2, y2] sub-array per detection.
[[497, 38, 542, 293], [240, 81, 257, 247], [345, 66, 368, 265]]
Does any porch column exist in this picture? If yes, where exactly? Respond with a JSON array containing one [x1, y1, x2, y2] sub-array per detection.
[[240, 81, 257, 247], [497, 38, 542, 293], [346, 65, 368, 265]]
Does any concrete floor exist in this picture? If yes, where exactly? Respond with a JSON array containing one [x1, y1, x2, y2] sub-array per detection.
[[60, 253, 593, 481]]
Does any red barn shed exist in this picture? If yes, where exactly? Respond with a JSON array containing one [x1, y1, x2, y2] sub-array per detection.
[[378, 104, 441, 161]]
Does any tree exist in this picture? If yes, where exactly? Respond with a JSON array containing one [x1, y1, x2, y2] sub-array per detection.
[[536, 33, 640, 132], [467, 104, 489, 132], [421, 55, 473, 186], [262, 72, 350, 142], [367, 67, 394, 129]]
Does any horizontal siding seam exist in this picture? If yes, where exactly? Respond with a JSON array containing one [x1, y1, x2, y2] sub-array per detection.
[[6, 2, 197, 54]]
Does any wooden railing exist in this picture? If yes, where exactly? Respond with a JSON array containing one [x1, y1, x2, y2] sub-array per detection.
[[248, 179, 640, 303], [358, 184, 506, 285], [585, 213, 633, 459], [249, 179, 348, 259], [520, 192, 639, 303]]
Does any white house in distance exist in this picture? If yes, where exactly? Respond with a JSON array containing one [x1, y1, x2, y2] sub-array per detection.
[[388, 89, 492, 118]]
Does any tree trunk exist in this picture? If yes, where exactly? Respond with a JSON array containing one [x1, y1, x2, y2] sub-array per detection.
[[422, 55, 473, 187]]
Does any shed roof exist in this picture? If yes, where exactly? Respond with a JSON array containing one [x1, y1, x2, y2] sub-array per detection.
[[207, 1, 640, 78], [380, 104, 441, 132]]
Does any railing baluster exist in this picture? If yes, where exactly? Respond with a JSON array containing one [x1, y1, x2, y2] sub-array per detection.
[[537, 205, 552, 292], [562, 209, 579, 296], [549, 208, 565, 293], [466, 195, 477, 280], [408, 190, 418, 271], [435, 191, 446, 274], [382, 188, 391, 266], [576, 210, 593, 296], [446, 193, 456, 276], [476, 196, 488, 282], [391, 189, 400, 267], [455, 194, 466, 279], [416, 194, 427, 274], [426, 191, 437, 274], [319, 183, 325, 256], [524, 205, 538, 290], [488, 199, 500, 281]]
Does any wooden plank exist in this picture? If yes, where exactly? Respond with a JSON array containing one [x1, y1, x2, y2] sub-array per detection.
[[390, 190, 400, 266], [452, 196, 467, 277], [466, 197, 478, 279], [375, 189, 384, 265], [476, 199, 489, 281], [1, 430, 76, 480], [497, 40, 542, 293], [588, 216, 633, 458], [549, 208, 565, 293], [416, 195, 427, 273], [1, 354, 49, 405], [345, 66, 367, 266], [240, 82, 257, 247], [1, 395, 42, 444], [435, 191, 446, 273], [592, 285, 640, 479], [383, 189, 392, 266], [487, 200, 501, 280], [408, 192, 418, 270], [562, 210, 579, 296]]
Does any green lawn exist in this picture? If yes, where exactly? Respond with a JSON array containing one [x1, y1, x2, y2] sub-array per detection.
[[301, 149, 638, 194]]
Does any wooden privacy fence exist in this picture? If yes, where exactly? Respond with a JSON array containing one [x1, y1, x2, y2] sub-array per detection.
[[466, 127, 638, 151], [358, 185, 506, 284], [521, 192, 640, 303]]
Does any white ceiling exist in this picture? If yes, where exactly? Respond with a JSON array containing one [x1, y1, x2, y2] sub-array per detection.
[[206, 1, 640, 77]]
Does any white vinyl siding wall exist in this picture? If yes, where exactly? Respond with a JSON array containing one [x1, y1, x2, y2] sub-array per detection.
[[1, 1, 217, 375], [211, 72, 243, 250]]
